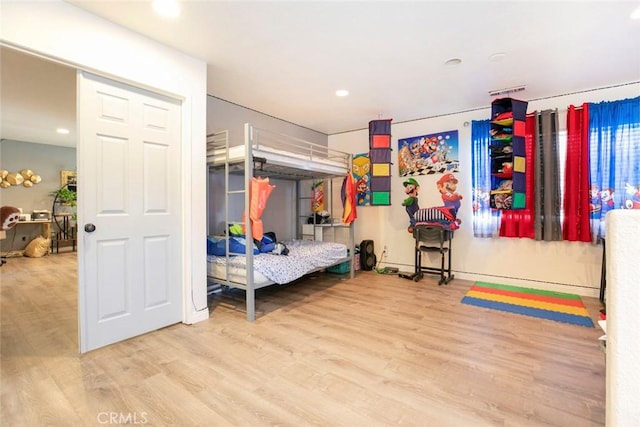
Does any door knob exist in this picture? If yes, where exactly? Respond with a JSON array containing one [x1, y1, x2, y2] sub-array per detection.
[[84, 223, 96, 233]]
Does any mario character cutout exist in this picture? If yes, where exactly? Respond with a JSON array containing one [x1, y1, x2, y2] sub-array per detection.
[[402, 178, 420, 233], [437, 173, 463, 214]]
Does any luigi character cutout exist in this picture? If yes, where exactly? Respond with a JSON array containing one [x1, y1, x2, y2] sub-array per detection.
[[402, 178, 420, 233]]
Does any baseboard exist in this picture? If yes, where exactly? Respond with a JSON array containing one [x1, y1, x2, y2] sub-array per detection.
[[184, 308, 209, 324], [378, 261, 600, 298]]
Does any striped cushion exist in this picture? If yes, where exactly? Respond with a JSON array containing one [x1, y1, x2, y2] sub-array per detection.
[[413, 206, 459, 231]]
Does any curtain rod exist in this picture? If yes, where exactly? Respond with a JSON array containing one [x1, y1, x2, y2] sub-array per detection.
[[332, 81, 640, 135]]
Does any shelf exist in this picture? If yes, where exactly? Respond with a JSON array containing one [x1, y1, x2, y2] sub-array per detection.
[[489, 97, 528, 210]]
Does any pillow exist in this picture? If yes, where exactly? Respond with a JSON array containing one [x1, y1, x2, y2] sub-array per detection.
[[413, 206, 459, 231], [23, 236, 51, 258], [207, 236, 259, 256], [207, 236, 225, 256]]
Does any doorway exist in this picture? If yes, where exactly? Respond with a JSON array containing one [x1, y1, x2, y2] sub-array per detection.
[[1, 47, 185, 352], [0, 47, 77, 257]]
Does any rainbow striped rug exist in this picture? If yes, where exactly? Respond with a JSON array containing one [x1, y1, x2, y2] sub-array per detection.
[[461, 282, 594, 328]]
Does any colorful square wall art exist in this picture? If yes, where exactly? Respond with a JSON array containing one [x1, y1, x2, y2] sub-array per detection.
[[352, 153, 371, 206], [369, 119, 393, 205], [398, 130, 460, 177]]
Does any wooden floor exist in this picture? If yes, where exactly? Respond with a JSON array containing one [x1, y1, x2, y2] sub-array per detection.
[[1, 253, 606, 426]]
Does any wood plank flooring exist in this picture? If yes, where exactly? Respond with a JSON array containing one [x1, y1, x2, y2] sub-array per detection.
[[1, 254, 605, 426]]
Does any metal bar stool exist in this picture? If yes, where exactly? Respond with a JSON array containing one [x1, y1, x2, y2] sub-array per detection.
[[409, 225, 454, 285]]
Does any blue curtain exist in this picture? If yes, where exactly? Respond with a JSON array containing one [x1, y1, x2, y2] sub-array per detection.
[[588, 96, 640, 241], [471, 119, 500, 237]]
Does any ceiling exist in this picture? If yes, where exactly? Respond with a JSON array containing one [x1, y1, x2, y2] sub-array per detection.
[[2, 1, 640, 147], [1, 47, 77, 147]]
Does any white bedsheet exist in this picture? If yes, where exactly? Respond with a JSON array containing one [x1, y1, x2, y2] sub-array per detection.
[[207, 239, 348, 285]]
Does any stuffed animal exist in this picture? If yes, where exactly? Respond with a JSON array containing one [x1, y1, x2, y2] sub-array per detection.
[[23, 236, 51, 258], [1, 206, 20, 231]]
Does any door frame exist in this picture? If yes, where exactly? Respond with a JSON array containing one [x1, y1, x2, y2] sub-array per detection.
[[3, 1, 208, 329]]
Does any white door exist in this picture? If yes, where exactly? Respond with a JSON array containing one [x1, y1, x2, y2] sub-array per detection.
[[77, 72, 182, 353]]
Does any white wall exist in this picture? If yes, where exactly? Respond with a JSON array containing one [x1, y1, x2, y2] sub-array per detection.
[[205, 96, 331, 243], [330, 83, 639, 296], [606, 210, 640, 427], [207, 96, 328, 146], [0, 1, 209, 323], [0, 140, 76, 213], [208, 173, 296, 240]]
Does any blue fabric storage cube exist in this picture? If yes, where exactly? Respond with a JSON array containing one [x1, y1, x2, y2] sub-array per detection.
[[369, 119, 392, 135]]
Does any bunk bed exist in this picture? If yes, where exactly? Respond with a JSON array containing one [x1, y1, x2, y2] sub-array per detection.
[[206, 124, 355, 321]]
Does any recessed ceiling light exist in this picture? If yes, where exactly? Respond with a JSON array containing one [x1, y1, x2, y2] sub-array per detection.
[[336, 89, 349, 97], [489, 52, 507, 62], [631, 5, 640, 19], [56, 128, 70, 135], [153, 0, 181, 18], [444, 58, 462, 66]]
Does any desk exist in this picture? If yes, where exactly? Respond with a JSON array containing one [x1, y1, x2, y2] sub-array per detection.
[[19, 220, 51, 238], [0, 220, 51, 257]]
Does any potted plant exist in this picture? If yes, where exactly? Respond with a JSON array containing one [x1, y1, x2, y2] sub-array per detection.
[[52, 186, 77, 207], [50, 185, 77, 251], [51, 185, 77, 220]]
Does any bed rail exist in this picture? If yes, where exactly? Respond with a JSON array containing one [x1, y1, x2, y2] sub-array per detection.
[[206, 126, 351, 180]]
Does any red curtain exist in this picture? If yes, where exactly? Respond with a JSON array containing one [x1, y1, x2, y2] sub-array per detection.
[[563, 104, 592, 242], [499, 114, 536, 238]]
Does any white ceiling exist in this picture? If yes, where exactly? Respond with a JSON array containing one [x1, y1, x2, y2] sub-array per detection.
[[1, 47, 77, 147], [2, 1, 640, 147]]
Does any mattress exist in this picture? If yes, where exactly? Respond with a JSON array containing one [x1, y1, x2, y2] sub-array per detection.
[[207, 261, 274, 289], [207, 239, 349, 287]]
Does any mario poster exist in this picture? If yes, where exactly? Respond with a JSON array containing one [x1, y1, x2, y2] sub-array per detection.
[[398, 130, 460, 177], [311, 181, 324, 212], [352, 153, 371, 206]]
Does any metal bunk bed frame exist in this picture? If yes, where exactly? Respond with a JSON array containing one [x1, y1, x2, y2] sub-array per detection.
[[207, 123, 355, 321]]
